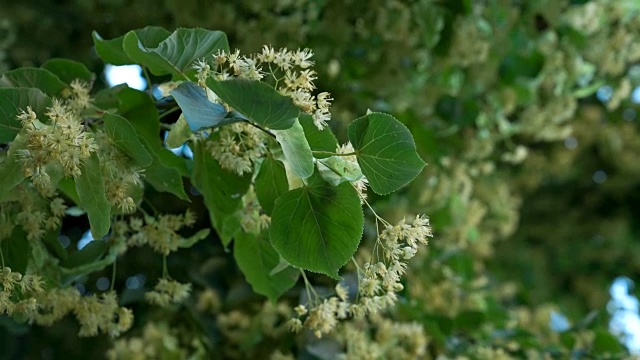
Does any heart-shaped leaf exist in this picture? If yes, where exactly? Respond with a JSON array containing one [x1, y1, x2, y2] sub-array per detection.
[[0, 88, 52, 143], [170, 81, 238, 131], [347, 112, 426, 195], [93, 26, 171, 65], [255, 156, 289, 215], [0, 68, 67, 97], [270, 171, 363, 279]]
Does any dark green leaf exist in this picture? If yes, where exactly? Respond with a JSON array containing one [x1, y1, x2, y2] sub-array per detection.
[[61, 240, 107, 269], [234, 231, 300, 302], [170, 81, 237, 131], [0, 88, 52, 143], [206, 78, 299, 130], [0, 68, 67, 97], [41, 59, 93, 84], [41, 230, 68, 261], [270, 171, 364, 279], [0, 132, 27, 201], [299, 113, 338, 158], [143, 139, 189, 200], [92, 26, 171, 65], [255, 156, 289, 215], [123, 28, 229, 77], [103, 113, 153, 167], [60, 246, 118, 282], [592, 330, 625, 355], [75, 153, 111, 239], [0, 227, 31, 274], [347, 112, 426, 195], [192, 142, 251, 244], [273, 118, 314, 179]]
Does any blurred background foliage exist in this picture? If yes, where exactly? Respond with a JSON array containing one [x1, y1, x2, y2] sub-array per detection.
[[2, 0, 640, 358]]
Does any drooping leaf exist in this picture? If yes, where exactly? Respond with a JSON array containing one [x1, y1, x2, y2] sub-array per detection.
[[273, 118, 314, 179], [103, 113, 153, 167], [347, 112, 426, 195], [317, 156, 364, 186], [60, 243, 119, 283], [234, 231, 300, 302], [0, 88, 52, 143], [170, 82, 240, 131], [0, 227, 31, 274], [192, 142, 251, 245], [165, 114, 193, 148], [255, 156, 289, 215], [75, 154, 110, 239], [0, 68, 67, 97], [41, 231, 68, 261], [270, 171, 364, 279], [206, 78, 299, 130], [299, 113, 338, 158], [143, 140, 189, 200], [41, 59, 93, 84], [92, 26, 171, 65], [123, 28, 229, 78], [61, 240, 107, 269]]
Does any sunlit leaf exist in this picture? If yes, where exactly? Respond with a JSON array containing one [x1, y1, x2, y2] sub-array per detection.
[[273, 118, 314, 179]]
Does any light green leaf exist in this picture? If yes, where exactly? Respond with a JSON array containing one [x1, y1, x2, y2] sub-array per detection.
[[123, 28, 229, 78], [41, 59, 93, 84], [347, 112, 426, 195], [299, 113, 338, 158], [0, 88, 52, 143], [103, 113, 153, 167], [75, 153, 111, 239], [92, 26, 171, 65], [0, 68, 67, 97], [192, 142, 251, 245], [178, 229, 210, 249], [206, 78, 299, 130], [273, 118, 314, 179], [270, 171, 364, 279], [255, 156, 289, 215], [57, 177, 80, 205], [165, 114, 193, 148], [317, 156, 364, 186], [235, 231, 300, 302]]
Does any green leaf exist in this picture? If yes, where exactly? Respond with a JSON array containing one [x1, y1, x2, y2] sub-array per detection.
[[123, 28, 229, 77], [93, 26, 171, 65], [170, 81, 239, 131], [0, 88, 52, 143], [255, 156, 289, 215], [75, 153, 111, 239], [0, 68, 67, 97], [60, 242, 119, 282], [592, 329, 625, 355], [165, 114, 193, 148], [178, 229, 210, 249], [143, 140, 190, 200], [234, 231, 300, 302], [41, 230, 68, 261], [57, 177, 80, 205], [0, 132, 28, 201], [347, 112, 426, 195], [192, 142, 251, 244], [0, 227, 31, 274], [299, 113, 338, 158], [61, 240, 107, 269], [270, 171, 364, 279], [317, 156, 363, 186], [206, 78, 299, 130], [273, 118, 314, 179], [41, 59, 93, 84], [103, 113, 153, 167]]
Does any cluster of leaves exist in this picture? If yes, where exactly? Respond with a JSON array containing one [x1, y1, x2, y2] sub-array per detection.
[[0, 25, 427, 356]]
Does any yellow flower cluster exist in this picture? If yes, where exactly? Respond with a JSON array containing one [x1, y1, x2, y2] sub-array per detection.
[[288, 215, 432, 338], [145, 278, 192, 307], [111, 209, 197, 256], [32, 287, 132, 337], [0, 267, 43, 317], [16, 80, 96, 196]]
